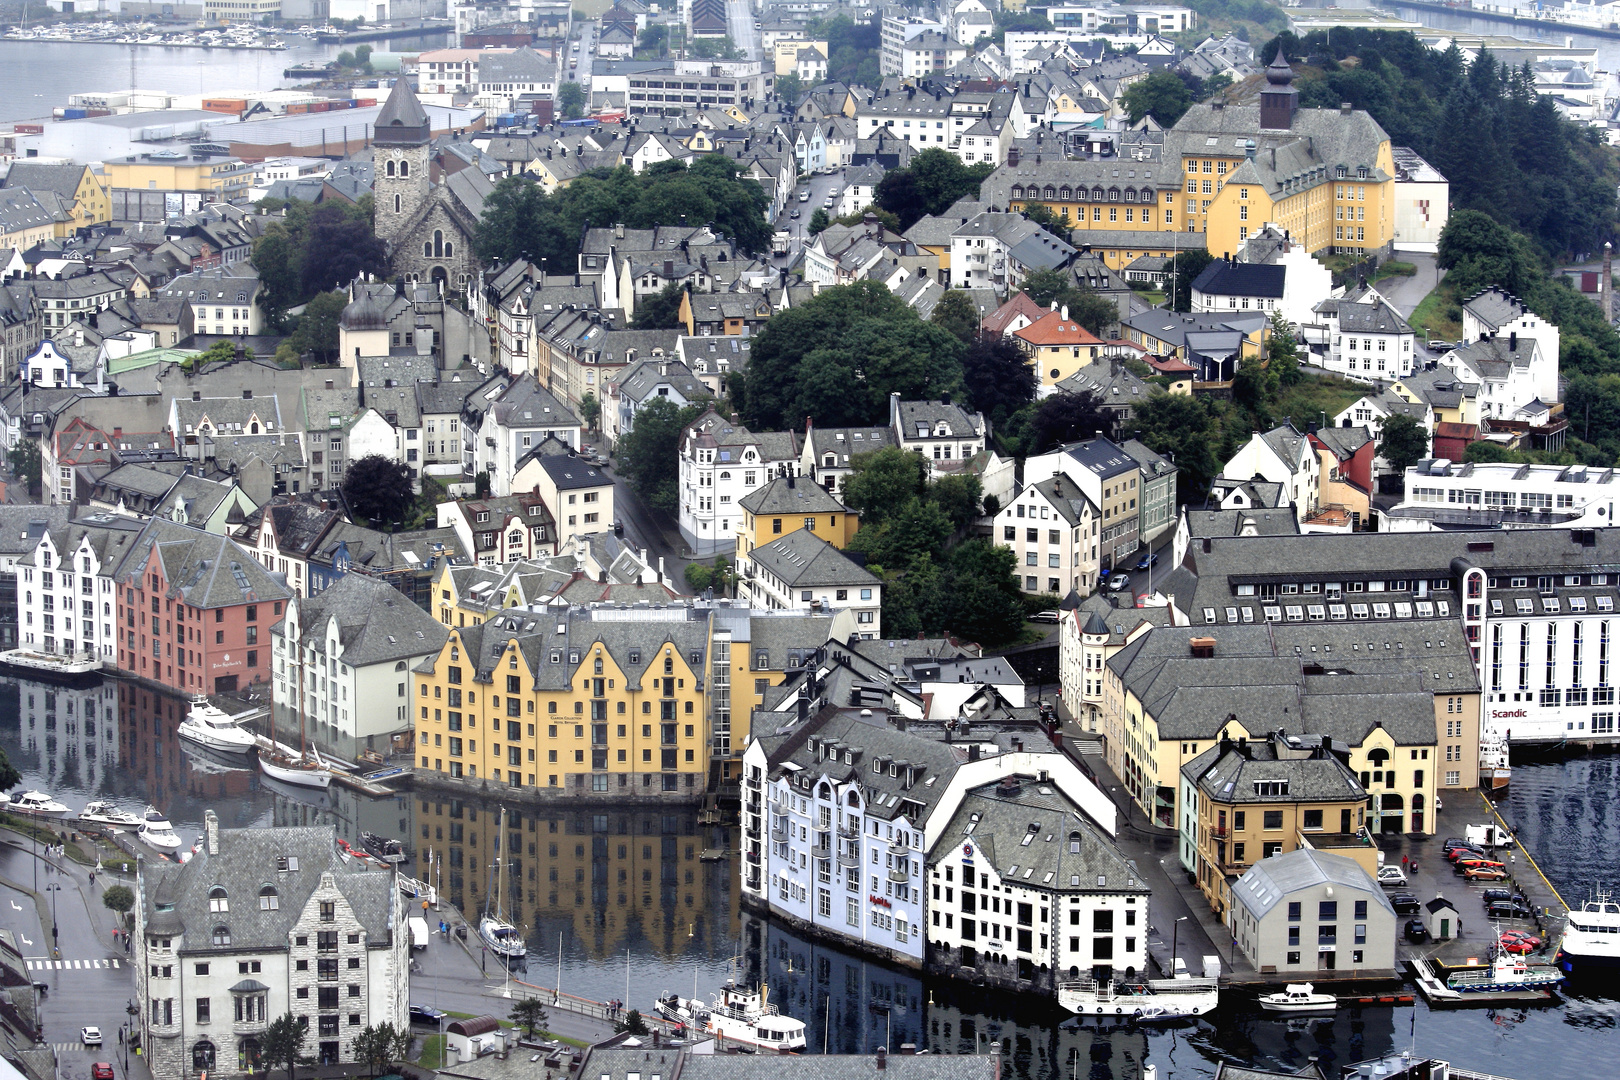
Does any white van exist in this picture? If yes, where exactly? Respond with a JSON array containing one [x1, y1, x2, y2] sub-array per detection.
[[409, 915, 430, 951]]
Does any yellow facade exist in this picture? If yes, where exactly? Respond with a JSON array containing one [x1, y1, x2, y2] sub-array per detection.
[[737, 502, 856, 563], [0, 211, 53, 252], [1008, 189, 1179, 234], [1391, 378, 1478, 427], [415, 625, 712, 794], [104, 157, 253, 199], [1200, 149, 1397, 260], [1195, 789, 1368, 912]]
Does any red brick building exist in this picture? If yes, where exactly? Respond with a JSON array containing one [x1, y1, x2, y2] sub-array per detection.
[[113, 519, 292, 694]]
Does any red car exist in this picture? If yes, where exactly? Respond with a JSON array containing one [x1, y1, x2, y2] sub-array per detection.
[[1447, 846, 1487, 862], [1454, 855, 1506, 871], [1465, 866, 1510, 881], [1499, 935, 1534, 954], [1501, 930, 1543, 949], [91, 1065, 114, 1080]]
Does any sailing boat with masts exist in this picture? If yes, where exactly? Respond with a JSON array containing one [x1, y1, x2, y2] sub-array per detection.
[[259, 619, 332, 789], [480, 805, 526, 959]]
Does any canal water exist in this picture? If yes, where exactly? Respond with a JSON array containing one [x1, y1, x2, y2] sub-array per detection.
[[0, 33, 449, 123], [1, 674, 1615, 1080]]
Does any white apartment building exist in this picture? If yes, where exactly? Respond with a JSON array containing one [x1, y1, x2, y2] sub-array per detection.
[[415, 48, 488, 95], [15, 518, 132, 665], [1460, 287, 1560, 404], [880, 15, 947, 76], [1388, 459, 1620, 532], [461, 373, 582, 498], [271, 571, 448, 761], [1314, 286, 1418, 382], [135, 814, 409, 1080], [1217, 424, 1320, 524], [678, 409, 801, 555], [994, 475, 1099, 597], [890, 394, 989, 478], [740, 529, 883, 637]]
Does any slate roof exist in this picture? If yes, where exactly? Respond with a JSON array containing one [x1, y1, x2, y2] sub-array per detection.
[[114, 517, 291, 608], [895, 399, 983, 440], [1065, 436, 1139, 481], [1057, 357, 1153, 405], [274, 571, 447, 667], [1191, 259, 1285, 299], [738, 476, 847, 517], [1180, 735, 1364, 804], [748, 528, 877, 588], [534, 455, 609, 491], [937, 780, 1145, 891], [1, 163, 89, 200], [1228, 847, 1394, 921], [1184, 508, 1301, 539], [141, 820, 396, 949], [573, 1044, 999, 1080], [804, 424, 896, 468], [1027, 475, 1095, 527], [611, 357, 710, 405], [1460, 287, 1525, 332]]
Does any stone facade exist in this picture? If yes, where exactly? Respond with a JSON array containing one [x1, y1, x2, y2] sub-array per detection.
[[372, 78, 479, 293]]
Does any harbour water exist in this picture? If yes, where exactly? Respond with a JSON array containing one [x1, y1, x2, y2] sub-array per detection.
[[1, 673, 1616, 1080], [1385, 3, 1620, 68], [0, 33, 448, 124]]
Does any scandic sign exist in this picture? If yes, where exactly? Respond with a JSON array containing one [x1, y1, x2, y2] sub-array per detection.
[[1491, 709, 1529, 719]]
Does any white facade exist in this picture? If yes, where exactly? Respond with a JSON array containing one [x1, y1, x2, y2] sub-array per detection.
[[880, 15, 946, 76], [1317, 290, 1418, 382], [993, 477, 1100, 597], [1218, 428, 1320, 523], [16, 523, 120, 664], [677, 412, 800, 555], [1390, 148, 1449, 253], [1390, 460, 1620, 531]]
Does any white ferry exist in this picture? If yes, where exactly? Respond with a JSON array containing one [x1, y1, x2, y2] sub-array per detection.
[[1558, 890, 1620, 973], [656, 981, 807, 1052], [1056, 976, 1219, 1020]]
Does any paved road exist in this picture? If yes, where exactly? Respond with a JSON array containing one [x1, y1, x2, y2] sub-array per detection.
[[1378, 253, 1442, 321], [727, 0, 760, 60], [570, 21, 595, 91]]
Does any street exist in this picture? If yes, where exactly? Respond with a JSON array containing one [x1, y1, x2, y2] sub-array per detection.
[[595, 456, 698, 586], [726, 0, 760, 60]]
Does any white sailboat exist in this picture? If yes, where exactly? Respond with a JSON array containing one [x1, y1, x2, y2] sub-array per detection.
[[479, 806, 526, 959], [258, 636, 331, 789]]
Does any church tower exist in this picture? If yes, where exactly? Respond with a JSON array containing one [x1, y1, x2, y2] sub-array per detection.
[[372, 77, 431, 254]]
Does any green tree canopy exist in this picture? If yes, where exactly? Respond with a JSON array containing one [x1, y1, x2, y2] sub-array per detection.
[[102, 884, 135, 915], [737, 281, 964, 429], [930, 289, 981, 344], [840, 448, 930, 528], [875, 148, 996, 231], [1377, 412, 1431, 473], [558, 81, 586, 120], [631, 283, 686, 330], [1133, 391, 1217, 501], [7, 440, 40, 495], [252, 198, 386, 328], [1018, 270, 1118, 336], [287, 290, 347, 364], [961, 334, 1037, 431], [0, 746, 19, 793], [1164, 249, 1214, 312], [263, 1012, 310, 1080], [509, 997, 549, 1037], [617, 398, 703, 513], [342, 455, 415, 526], [475, 156, 772, 270], [1122, 70, 1194, 126], [1437, 209, 1540, 298], [807, 208, 831, 235], [579, 390, 602, 433]]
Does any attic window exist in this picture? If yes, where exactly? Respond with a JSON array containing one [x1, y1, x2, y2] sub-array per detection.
[[276, 856, 299, 873]]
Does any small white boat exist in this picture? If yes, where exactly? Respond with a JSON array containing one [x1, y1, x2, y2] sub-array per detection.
[[8, 791, 69, 816], [1259, 983, 1338, 1013], [80, 801, 143, 829], [656, 981, 807, 1051], [479, 915, 527, 958], [138, 807, 183, 851], [179, 697, 258, 754], [258, 748, 332, 789]]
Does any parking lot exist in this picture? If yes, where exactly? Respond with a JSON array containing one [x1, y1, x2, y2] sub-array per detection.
[[1386, 792, 1567, 971]]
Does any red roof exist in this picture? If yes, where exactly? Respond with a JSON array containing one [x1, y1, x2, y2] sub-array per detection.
[[980, 291, 1047, 336], [1146, 354, 1196, 375], [1014, 309, 1104, 347]]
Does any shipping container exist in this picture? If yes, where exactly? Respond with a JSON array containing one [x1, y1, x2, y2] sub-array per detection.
[[84, 108, 112, 118], [285, 103, 310, 115], [355, 98, 377, 107], [309, 101, 332, 113], [59, 108, 87, 120], [203, 99, 247, 114]]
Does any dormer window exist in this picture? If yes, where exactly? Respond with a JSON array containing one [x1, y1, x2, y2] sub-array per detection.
[[208, 886, 229, 913]]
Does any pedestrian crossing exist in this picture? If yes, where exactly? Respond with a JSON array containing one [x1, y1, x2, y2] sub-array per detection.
[[25, 958, 120, 970], [48, 1043, 101, 1053]]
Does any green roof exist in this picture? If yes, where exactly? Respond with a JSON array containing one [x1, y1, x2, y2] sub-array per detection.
[[106, 347, 199, 375]]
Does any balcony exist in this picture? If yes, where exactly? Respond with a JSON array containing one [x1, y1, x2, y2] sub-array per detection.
[[811, 832, 831, 859], [888, 862, 910, 883], [233, 1017, 270, 1036], [771, 819, 788, 842], [837, 846, 859, 868], [888, 839, 910, 855], [745, 849, 761, 866], [1210, 826, 1228, 839], [838, 823, 856, 839]]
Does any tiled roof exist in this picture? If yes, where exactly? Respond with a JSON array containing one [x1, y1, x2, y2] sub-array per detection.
[[748, 528, 877, 588]]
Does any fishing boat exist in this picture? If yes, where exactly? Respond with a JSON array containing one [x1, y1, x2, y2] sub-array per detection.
[[179, 696, 258, 754], [79, 801, 143, 829], [1056, 976, 1219, 1020], [655, 980, 807, 1052], [1557, 889, 1620, 973], [361, 832, 407, 863], [479, 806, 527, 959], [138, 806, 183, 851], [7, 791, 69, 817], [1447, 949, 1564, 993], [1259, 983, 1338, 1013], [1479, 732, 1511, 791]]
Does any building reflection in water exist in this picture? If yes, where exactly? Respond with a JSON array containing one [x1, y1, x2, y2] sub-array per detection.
[[17, 678, 118, 792]]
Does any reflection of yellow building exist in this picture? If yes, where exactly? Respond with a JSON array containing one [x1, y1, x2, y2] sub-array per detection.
[[414, 607, 713, 794], [415, 800, 737, 959]]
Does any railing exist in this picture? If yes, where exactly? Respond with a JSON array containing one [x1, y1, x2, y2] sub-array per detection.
[[811, 833, 831, 858], [888, 863, 910, 883], [837, 847, 859, 868]]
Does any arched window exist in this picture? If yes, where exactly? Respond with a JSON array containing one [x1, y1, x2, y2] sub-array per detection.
[[1069, 831, 1081, 853], [444, 241, 453, 258], [433, 230, 444, 259], [719, 471, 731, 480], [250, 422, 259, 434], [212, 925, 232, 945], [423, 241, 433, 258], [399, 160, 410, 178], [193, 1041, 217, 1071], [386, 160, 396, 177], [818, 782, 832, 800], [208, 885, 229, 913], [259, 885, 278, 911], [395, 661, 408, 671], [846, 791, 859, 807]]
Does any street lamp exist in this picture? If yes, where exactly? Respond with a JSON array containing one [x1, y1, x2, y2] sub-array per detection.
[[45, 884, 61, 955], [1170, 916, 1188, 976]]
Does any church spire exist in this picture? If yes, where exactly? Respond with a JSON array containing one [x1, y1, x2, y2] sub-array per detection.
[[374, 77, 430, 146]]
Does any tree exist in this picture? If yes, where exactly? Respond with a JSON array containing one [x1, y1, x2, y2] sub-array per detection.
[[1029, 390, 1111, 454], [263, 1012, 311, 1080], [8, 439, 41, 495], [288, 291, 348, 363], [632, 283, 686, 330], [689, 35, 742, 59], [616, 1009, 650, 1036], [342, 455, 415, 525], [353, 1023, 402, 1077], [841, 448, 929, 528], [807, 208, 831, 235], [1122, 70, 1194, 126], [874, 148, 995, 231], [475, 471, 491, 498], [101, 885, 135, 917], [684, 563, 714, 592], [739, 281, 964, 429], [1378, 412, 1431, 473], [1232, 354, 1279, 422], [0, 746, 18, 796], [616, 398, 703, 513], [579, 390, 601, 434], [930, 290, 980, 344], [931, 474, 984, 531], [1021, 203, 1071, 244], [1463, 440, 1527, 464], [1267, 310, 1303, 387], [637, 24, 668, 58], [1134, 392, 1218, 501], [184, 340, 238, 372], [939, 541, 1027, 646], [1437, 209, 1538, 298], [300, 201, 388, 297], [1018, 270, 1117, 336], [1021, 269, 1072, 309], [961, 334, 1036, 430], [1164, 249, 1214, 312], [509, 997, 549, 1038], [775, 73, 805, 104], [558, 81, 587, 120]]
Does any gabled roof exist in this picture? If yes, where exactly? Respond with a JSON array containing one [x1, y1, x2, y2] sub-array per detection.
[[748, 528, 877, 588], [1229, 847, 1393, 921], [738, 476, 847, 517], [1191, 259, 1285, 299]]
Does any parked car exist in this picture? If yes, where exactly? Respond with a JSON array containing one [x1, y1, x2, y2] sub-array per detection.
[[1108, 573, 1132, 592], [1446, 845, 1488, 862], [1481, 888, 1528, 906], [799, 190, 811, 202], [1501, 930, 1543, 949], [81, 1028, 103, 1047], [1029, 610, 1061, 623], [1404, 918, 1430, 942], [594, 454, 610, 467], [1135, 552, 1159, 572], [409, 1004, 447, 1025], [1376, 866, 1408, 887], [1453, 855, 1506, 871], [1487, 899, 1534, 919], [1391, 893, 1422, 914], [790, 208, 801, 219], [1441, 837, 1476, 851], [1464, 865, 1510, 881]]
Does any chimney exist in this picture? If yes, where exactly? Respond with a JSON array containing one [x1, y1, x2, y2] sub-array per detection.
[[1606, 242, 1614, 323], [1007, 146, 1019, 167], [1060, 305, 1069, 322], [1341, 102, 1352, 116], [664, 260, 674, 278], [877, 1048, 888, 1071], [615, 222, 625, 239], [204, 809, 219, 855]]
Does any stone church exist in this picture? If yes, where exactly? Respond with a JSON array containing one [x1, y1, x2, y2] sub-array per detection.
[[372, 77, 488, 294]]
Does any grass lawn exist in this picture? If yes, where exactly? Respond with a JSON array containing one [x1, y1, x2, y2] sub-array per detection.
[[1277, 374, 1372, 428], [1132, 288, 1167, 307], [442, 1010, 587, 1048], [1408, 282, 1463, 342], [415, 1035, 446, 1069]]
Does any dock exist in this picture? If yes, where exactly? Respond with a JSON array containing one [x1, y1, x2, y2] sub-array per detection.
[[1407, 958, 1559, 1007]]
